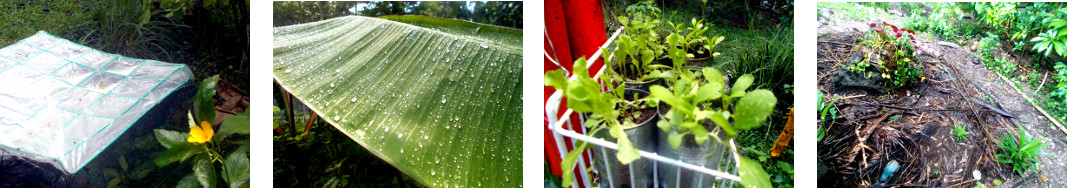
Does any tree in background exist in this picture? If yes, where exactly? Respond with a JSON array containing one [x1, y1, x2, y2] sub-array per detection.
[[274, 1, 522, 29]]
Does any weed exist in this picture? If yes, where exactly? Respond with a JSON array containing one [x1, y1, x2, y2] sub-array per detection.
[[952, 124, 970, 142], [988, 57, 1017, 76], [818, 91, 839, 142], [995, 126, 1049, 176]]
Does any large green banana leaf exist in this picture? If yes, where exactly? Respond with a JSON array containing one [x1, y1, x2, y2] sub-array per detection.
[[273, 15, 522, 187]]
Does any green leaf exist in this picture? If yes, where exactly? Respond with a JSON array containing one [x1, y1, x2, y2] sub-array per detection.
[[585, 117, 604, 129], [134, 164, 153, 179], [176, 173, 200, 188], [666, 33, 682, 47], [274, 16, 522, 187], [657, 120, 671, 132], [709, 111, 735, 135], [118, 156, 128, 172], [104, 168, 121, 178], [216, 111, 250, 141], [694, 82, 723, 103], [734, 89, 777, 130], [690, 124, 709, 145], [641, 49, 655, 65], [668, 132, 684, 149], [1056, 41, 1067, 56], [561, 142, 588, 187], [777, 161, 794, 173], [702, 67, 725, 86], [155, 143, 203, 167], [731, 74, 755, 97], [739, 155, 772, 188], [694, 109, 711, 121], [193, 75, 219, 125], [650, 85, 693, 114], [221, 149, 250, 188], [155, 129, 189, 149], [614, 125, 641, 164], [194, 154, 217, 188], [544, 70, 568, 89], [108, 178, 122, 188], [610, 121, 624, 138]]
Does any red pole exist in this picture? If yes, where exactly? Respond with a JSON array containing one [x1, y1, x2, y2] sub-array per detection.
[[544, 0, 607, 187], [544, 0, 573, 179], [562, 0, 607, 76]]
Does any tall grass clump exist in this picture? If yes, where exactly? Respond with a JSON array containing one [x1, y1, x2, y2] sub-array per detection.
[[64, 1, 192, 64], [728, 26, 794, 102]]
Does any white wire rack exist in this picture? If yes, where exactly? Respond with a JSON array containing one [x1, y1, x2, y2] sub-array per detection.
[[545, 27, 743, 188]]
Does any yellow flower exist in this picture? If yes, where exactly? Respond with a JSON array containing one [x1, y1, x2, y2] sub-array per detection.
[[187, 121, 214, 144]]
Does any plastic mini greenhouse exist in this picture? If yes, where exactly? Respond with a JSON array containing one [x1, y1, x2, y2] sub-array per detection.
[[545, 28, 742, 188], [0, 31, 191, 174]]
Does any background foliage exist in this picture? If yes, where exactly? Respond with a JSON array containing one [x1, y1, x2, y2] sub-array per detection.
[[0, 0, 250, 89], [272, 1, 522, 29]]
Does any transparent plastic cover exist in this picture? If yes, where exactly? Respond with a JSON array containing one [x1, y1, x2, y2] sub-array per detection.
[[0, 31, 191, 174]]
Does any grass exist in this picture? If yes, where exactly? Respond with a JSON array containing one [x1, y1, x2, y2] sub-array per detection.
[[65, 1, 191, 65], [817, 2, 894, 22], [0, 0, 93, 46]]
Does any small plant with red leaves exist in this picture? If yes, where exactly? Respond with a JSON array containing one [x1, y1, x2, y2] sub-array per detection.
[[846, 22, 926, 89]]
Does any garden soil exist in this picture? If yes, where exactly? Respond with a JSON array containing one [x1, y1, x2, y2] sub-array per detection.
[[818, 8, 1067, 187]]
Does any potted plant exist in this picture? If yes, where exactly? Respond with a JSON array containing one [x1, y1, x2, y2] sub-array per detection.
[[545, 57, 659, 188], [609, 13, 670, 91], [667, 18, 724, 67], [649, 67, 775, 188]]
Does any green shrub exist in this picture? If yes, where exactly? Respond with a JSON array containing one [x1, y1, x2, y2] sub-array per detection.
[[978, 34, 1001, 61], [1047, 62, 1067, 109], [624, 0, 661, 18]]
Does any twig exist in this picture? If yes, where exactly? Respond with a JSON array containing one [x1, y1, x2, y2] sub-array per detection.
[[994, 72, 1067, 135], [819, 40, 856, 47], [970, 97, 1016, 119], [1035, 72, 1048, 95], [840, 94, 867, 100], [302, 110, 317, 139], [970, 80, 1005, 110]]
